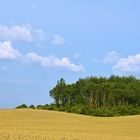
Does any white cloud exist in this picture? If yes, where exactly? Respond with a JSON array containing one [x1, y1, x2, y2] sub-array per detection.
[[113, 54, 140, 72], [0, 41, 22, 59], [0, 24, 65, 46], [52, 35, 65, 45], [26, 52, 51, 66], [102, 51, 119, 64], [34, 29, 46, 41], [93, 51, 119, 64], [53, 57, 84, 72], [0, 25, 32, 42], [0, 42, 83, 72], [26, 52, 84, 72], [101, 51, 140, 73]]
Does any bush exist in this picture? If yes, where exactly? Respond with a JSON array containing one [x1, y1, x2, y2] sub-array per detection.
[[36, 105, 43, 109], [117, 106, 140, 116], [70, 105, 83, 114], [80, 107, 90, 115], [16, 104, 28, 109], [35, 104, 140, 117], [29, 105, 35, 109], [91, 107, 114, 117]]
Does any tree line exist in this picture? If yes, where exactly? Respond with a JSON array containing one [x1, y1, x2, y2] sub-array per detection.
[[16, 75, 140, 116]]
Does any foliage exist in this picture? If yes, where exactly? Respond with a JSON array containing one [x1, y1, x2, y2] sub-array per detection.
[[16, 104, 28, 109], [16, 104, 35, 109], [48, 76, 140, 116], [16, 75, 140, 116], [29, 105, 35, 109]]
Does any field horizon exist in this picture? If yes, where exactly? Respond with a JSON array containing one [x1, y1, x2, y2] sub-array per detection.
[[0, 109, 140, 140]]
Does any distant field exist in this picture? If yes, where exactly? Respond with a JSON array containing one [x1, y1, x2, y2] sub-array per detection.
[[0, 109, 140, 140]]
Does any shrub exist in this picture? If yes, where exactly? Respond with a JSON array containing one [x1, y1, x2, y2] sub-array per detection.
[[29, 105, 35, 109], [16, 104, 27, 109], [36, 105, 43, 109]]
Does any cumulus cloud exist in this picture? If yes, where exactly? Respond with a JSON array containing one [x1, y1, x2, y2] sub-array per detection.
[[101, 51, 140, 73], [52, 35, 65, 45], [0, 25, 32, 42], [113, 54, 140, 72], [34, 29, 46, 41], [0, 41, 83, 72], [0, 24, 48, 43], [26, 52, 51, 66], [102, 51, 119, 64], [0, 41, 22, 59], [26, 52, 84, 72], [0, 40, 81, 72], [0, 24, 65, 46], [92, 51, 119, 64]]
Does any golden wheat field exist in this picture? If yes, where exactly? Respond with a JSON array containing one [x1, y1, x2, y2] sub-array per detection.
[[0, 109, 140, 140]]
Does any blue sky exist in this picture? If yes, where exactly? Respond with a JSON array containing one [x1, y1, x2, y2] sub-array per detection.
[[0, 0, 140, 108]]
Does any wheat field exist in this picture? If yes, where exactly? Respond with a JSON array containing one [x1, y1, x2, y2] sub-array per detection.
[[0, 109, 140, 140]]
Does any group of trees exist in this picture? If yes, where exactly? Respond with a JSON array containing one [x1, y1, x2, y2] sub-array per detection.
[[50, 76, 140, 107], [16, 104, 35, 109], [16, 75, 140, 116], [48, 75, 140, 116]]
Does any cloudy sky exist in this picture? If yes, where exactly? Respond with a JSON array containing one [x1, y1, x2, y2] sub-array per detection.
[[0, 0, 140, 108]]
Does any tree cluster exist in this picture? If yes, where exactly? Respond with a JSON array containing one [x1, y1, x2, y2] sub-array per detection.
[[49, 75, 140, 116], [16, 104, 35, 109]]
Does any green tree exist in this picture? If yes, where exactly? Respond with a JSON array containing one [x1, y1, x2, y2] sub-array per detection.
[[50, 78, 66, 107]]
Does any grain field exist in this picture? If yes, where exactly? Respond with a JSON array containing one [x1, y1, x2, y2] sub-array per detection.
[[0, 109, 140, 140]]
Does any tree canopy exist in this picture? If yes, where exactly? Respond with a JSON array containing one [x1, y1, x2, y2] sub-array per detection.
[[49, 75, 140, 116], [16, 75, 140, 117]]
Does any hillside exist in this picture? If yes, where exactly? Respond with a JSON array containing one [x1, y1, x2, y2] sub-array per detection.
[[0, 109, 140, 140]]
